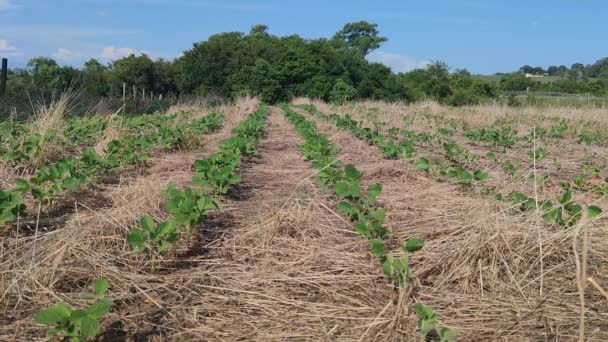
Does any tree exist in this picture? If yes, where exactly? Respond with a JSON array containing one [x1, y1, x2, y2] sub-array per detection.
[[250, 24, 269, 35], [547, 66, 559, 76], [111, 54, 156, 91], [250, 58, 285, 103], [568, 63, 586, 81], [83, 58, 108, 96], [332, 21, 387, 57], [330, 79, 356, 104], [499, 72, 535, 91]]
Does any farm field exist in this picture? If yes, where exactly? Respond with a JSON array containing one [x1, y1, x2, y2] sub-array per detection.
[[1, 98, 608, 341]]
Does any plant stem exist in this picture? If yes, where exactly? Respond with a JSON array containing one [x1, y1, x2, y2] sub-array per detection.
[[532, 126, 544, 296]]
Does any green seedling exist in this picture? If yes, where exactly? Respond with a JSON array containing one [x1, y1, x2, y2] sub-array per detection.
[[0, 190, 27, 225], [33, 278, 112, 342], [127, 216, 179, 270], [381, 238, 424, 287], [529, 147, 549, 161], [162, 184, 222, 235], [414, 303, 457, 342]]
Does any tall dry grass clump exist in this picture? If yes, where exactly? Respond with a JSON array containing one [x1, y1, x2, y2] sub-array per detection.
[[216, 95, 259, 125], [93, 114, 126, 156], [30, 92, 76, 136], [166, 94, 224, 116]]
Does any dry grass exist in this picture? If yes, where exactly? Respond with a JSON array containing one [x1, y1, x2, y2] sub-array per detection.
[[2, 99, 608, 341], [30, 92, 77, 136], [290, 100, 608, 341]]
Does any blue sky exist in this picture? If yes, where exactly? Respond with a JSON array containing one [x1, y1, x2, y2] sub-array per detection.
[[0, 0, 606, 74]]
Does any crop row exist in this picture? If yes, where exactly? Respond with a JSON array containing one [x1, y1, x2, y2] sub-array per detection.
[[127, 104, 267, 269], [0, 111, 201, 169], [297, 104, 603, 229], [32, 105, 267, 341], [0, 112, 224, 226], [280, 104, 455, 342]]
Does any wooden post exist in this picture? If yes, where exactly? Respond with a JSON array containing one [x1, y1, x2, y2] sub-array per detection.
[[0, 58, 7, 97], [33, 63, 39, 85], [142, 88, 145, 101], [122, 83, 126, 103], [133, 85, 136, 101]]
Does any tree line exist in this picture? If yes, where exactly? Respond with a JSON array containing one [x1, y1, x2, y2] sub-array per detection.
[[496, 59, 608, 96], [1, 22, 503, 114]]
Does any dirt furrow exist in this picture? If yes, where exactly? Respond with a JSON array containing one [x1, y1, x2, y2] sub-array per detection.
[[153, 107, 412, 341]]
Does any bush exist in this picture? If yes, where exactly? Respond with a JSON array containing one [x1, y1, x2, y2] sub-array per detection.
[[330, 79, 357, 104]]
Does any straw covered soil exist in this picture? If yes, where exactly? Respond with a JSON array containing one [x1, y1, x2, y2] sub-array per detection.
[[1, 99, 607, 341]]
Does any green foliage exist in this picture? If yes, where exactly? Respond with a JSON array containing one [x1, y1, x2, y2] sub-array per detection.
[[0, 190, 27, 225], [33, 278, 112, 342], [414, 303, 457, 342], [381, 238, 424, 287], [126, 105, 266, 271], [192, 105, 266, 195], [529, 147, 550, 161], [162, 184, 222, 234], [330, 79, 357, 105], [283, 105, 453, 340], [332, 21, 387, 57], [127, 216, 179, 270]]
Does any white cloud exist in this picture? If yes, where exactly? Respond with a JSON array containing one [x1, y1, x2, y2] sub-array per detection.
[[52, 48, 82, 61], [0, 38, 21, 56], [0, 39, 16, 51], [368, 52, 430, 73], [0, 0, 19, 11], [100, 46, 145, 60]]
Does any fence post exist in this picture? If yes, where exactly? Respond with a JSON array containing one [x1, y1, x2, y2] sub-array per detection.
[[33, 63, 39, 85], [0, 58, 7, 97], [122, 83, 126, 103]]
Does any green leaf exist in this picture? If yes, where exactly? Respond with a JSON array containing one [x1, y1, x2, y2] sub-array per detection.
[[404, 238, 424, 253], [156, 220, 176, 237], [127, 229, 146, 248], [337, 201, 353, 214], [473, 170, 490, 181], [140, 215, 155, 231], [93, 278, 108, 297], [415, 158, 429, 171], [369, 240, 385, 257], [34, 302, 72, 325], [85, 300, 111, 319], [80, 316, 100, 337], [70, 309, 88, 321], [366, 183, 382, 202], [344, 164, 361, 180], [560, 190, 572, 204], [14, 178, 30, 192], [587, 205, 602, 219], [354, 222, 371, 237], [381, 254, 395, 277]]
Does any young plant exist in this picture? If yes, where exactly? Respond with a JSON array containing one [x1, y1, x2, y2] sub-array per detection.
[[127, 216, 179, 270], [33, 278, 112, 342], [414, 302, 457, 342], [0, 189, 27, 225], [162, 184, 222, 235], [381, 238, 424, 287], [192, 152, 241, 196]]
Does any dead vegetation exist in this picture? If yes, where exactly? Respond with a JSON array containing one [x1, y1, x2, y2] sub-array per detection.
[[1, 98, 608, 341]]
